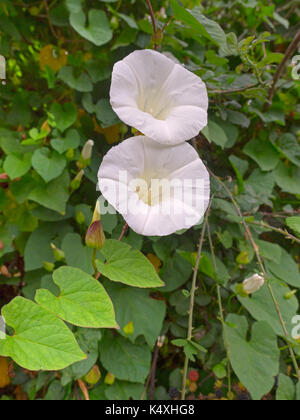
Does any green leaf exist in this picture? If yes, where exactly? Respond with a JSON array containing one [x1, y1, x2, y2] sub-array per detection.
[[28, 171, 70, 214], [50, 103, 77, 133], [256, 239, 282, 263], [160, 254, 193, 292], [266, 248, 300, 288], [202, 120, 228, 149], [169, 0, 234, 55], [225, 314, 280, 400], [274, 162, 300, 195], [51, 129, 80, 154], [35, 266, 117, 329], [61, 233, 94, 275], [105, 282, 166, 347], [61, 329, 101, 385], [105, 381, 144, 401], [244, 139, 280, 171], [236, 278, 299, 336], [100, 333, 151, 383], [32, 148, 66, 183], [58, 67, 93, 93], [3, 152, 32, 180], [0, 297, 85, 371], [96, 240, 164, 288], [276, 374, 295, 401], [70, 9, 112, 46], [273, 133, 300, 168], [286, 217, 300, 235]]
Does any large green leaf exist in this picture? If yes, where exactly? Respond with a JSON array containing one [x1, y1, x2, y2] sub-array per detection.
[[70, 9, 112, 46], [35, 267, 117, 329], [273, 133, 300, 168], [236, 278, 299, 336], [100, 333, 151, 383], [105, 381, 144, 400], [244, 139, 280, 171], [225, 314, 280, 400], [96, 240, 164, 288], [202, 120, 228, 148], [169, 0, 235, 55], [0, 297, 85, 371], [273, 162, 300, 195], [266, 248, 300, 288], [276, 374, 295, 401], [105, 282, 166, 347]]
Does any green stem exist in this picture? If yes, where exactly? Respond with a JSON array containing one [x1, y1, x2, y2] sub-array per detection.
[[181, 199, 213, 400]]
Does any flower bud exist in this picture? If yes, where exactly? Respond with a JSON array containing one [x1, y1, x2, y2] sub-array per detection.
[[70, 170, 84, 191], [81, 139, 94, 161], [66, 148, 75, 160], [76, 210, 85, 225], [123, 321, 134, 336], [50, 243, 65, 262], [84, 365, 101, 385], [43, 261, 55, 272], [104, 372, 115, 385], [85, 200, 105, 249], [0, 240, 4, 251], [242, 274, 265, 295]]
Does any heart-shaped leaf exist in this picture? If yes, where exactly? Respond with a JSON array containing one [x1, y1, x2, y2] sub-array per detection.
[[70, 9, 112, 46], [35, 266, 117, 329], [51, 129, 80, 154], [32, 148, 66, 183], [51, 102, 77, 133], [0, 297, 86, 371]]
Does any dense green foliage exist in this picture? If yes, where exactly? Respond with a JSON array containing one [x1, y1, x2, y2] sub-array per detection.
[[0, 0, 300, 401]]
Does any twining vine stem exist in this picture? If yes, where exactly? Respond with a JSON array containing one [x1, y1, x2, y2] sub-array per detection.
[[146, 0, 159, 50], [181, 198, 213, 400], [246, 220, 300, 245], [207, 219, 232, 397], [209, 169, 300, 381], [264, 29, 300, 110]]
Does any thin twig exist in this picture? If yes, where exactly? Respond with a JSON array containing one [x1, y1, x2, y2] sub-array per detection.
[[118, 223, 129, 241], [209, 169, 300, 381], [264, 30, 300, 110], [77, 379, 90, 401], [247, 219, 300, 245], [146, 0, 158, 50], [149, 342, 159, 400], [42, 0, 59, 40], [209, 83, 259, 95], [181, 198, 213, 400]]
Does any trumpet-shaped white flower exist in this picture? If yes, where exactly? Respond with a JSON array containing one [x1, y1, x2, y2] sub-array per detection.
[[98, 136, 210, 236], [110, 50, 208, 146]]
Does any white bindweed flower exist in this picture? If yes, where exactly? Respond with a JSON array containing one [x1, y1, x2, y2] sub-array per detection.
[[242, 274, 265, 295], [98, 136, 210, 236], [110, 50, 208, 146]]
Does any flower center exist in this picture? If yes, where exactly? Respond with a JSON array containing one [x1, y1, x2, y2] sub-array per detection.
[[137, 89, 172, 120], [135, 174, 171, 207]]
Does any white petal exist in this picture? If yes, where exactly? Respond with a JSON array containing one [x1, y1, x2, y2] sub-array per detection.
[[110, 50, 208, 145], [98, 136, 210, 237]]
